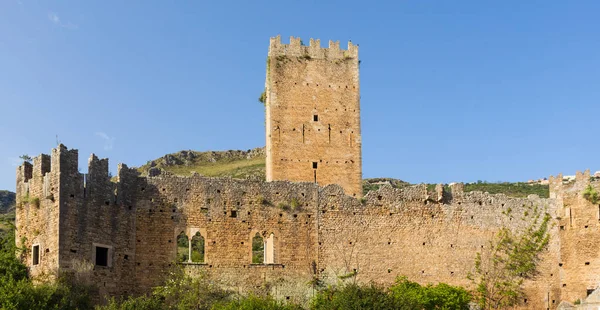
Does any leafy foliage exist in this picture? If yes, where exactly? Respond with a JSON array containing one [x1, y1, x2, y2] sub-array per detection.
[[312, 283, 399, 310], [583, 185, 599, 204], [213, 295, 302, 310], [259, 90, 267, 105], [312, 278, 470, 310], [0, 218, 93, 310], [0, 190, 16, 214], [19, 154, 32, 163], [100, 268, 230, 310], [469, 207, 551, 309], [389, 276, 471, 310]]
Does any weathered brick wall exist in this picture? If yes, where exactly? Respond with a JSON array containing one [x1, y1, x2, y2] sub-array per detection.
[[550, 170, 600, 304], [134, 172, 320, 302], [318, 183, 561, 309], [57, 151, 138, 297], [16, 145, 588, 309], [265, 36, 362, 198], [15, 153, 60, 280]]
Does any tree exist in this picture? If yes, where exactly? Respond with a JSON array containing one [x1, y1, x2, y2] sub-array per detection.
[[19, 154, 32, 163], [469, 207, 551, 309], [258, 90, 267, 105]]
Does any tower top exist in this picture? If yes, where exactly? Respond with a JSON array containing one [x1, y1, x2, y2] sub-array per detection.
[[268, 35, 358, 60]]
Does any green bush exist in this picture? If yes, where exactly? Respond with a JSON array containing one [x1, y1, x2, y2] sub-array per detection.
[[312, 283, 400, 310], [102, 296, 163, 310], [583, 185, 599, 204], [389, 277, 471, 310], [213, 295, 302, 310], [464, 182, 549, 198], [0, 219, 93, 310], [258, 90, 267, 105], [312, 278, 470, 310]]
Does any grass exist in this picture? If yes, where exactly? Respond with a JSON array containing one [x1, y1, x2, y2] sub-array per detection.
[[464, 182, 549, 198], [165, 157, 265, 179], [139, 156, 266, 180], [137, 148, 550, 199]]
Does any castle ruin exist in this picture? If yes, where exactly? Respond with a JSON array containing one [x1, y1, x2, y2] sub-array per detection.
[[14, 36, 600, 309], [265, 36, 362, 198]]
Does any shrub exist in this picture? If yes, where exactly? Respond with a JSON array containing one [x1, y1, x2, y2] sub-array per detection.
[[312, 283, 399, 310], [258, 90, 267, 105], [213, 294, 302, 310], [469, 208, 550, 309], [389, 277, 470, 310], [290, 198, 300, 210], [0, 220, 93, 310], [312, 279, 470, 310], [583, 185, 599, 204], [277, 202, 289, 211], [102, 296, 163, 310], [256, 195, 269, 205]]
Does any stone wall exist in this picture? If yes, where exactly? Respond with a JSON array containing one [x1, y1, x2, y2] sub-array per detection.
[[15, 153, 60, 280], [550, 170, 600, 305], [15, 145, 578, 309], [265, 35, 362, 198]]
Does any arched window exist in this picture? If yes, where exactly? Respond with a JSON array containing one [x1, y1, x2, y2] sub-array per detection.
[[251, 232, 275, 264], [176, 231, 189, 263], [190, 231, 205, 263], [252, 233, 264, 264]]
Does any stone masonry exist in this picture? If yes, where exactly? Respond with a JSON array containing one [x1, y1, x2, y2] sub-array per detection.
[[265, 35, 362, 198], [13, 36, 600, 309]]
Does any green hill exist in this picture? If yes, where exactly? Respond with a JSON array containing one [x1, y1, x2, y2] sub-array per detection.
[[463, 181, 549, 198], [137, 148, 267, 180], [137, 148, 549, 198], [0, 190, 15, 233], [0, 191, 15, 214]]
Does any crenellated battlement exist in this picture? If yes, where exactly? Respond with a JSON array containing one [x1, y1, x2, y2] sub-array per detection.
[[268, 35, 358, 60]]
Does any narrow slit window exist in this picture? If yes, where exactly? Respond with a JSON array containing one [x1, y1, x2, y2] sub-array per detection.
[[32, 245, 40, 265], [302, 124, 305, 143]]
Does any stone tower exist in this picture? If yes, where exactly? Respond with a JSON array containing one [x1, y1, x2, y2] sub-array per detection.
[[265, 35, 362, 197]]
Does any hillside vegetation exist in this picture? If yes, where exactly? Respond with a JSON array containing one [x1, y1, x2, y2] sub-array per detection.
[[0, 191, 15, 233], [137, 148, 549, 198], [137, 148, 266, 180], [464, 181, 549, 198], [0, 190, 15, 214]]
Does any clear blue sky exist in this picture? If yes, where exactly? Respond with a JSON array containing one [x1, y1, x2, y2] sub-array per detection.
[[1, 1, 599, 191]]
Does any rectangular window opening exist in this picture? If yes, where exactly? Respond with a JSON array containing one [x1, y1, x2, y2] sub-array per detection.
[[32, 245, 40, 265], [312, 162, 318, 169], [313, 115, 318, 122], [230, 210, 238, 218], [95, 246, 109, 267]]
